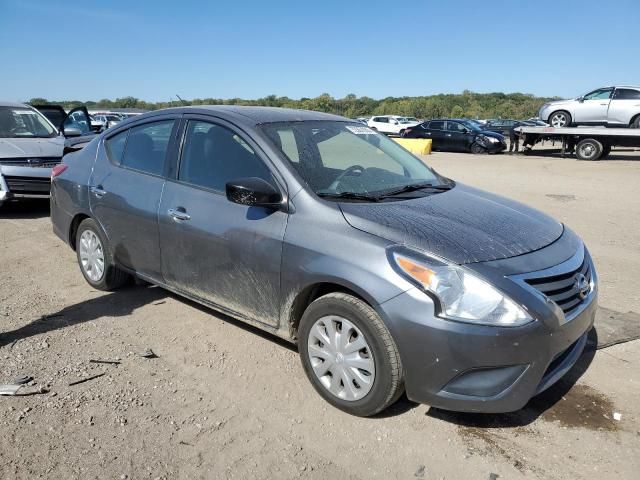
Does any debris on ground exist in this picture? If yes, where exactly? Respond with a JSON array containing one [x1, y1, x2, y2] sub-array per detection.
[[414, 465, 426, 477], [140, 348, 158, 359], [68, 372, 106, 386], [89, 359, 121, 365], [614, 412, 622, 421]]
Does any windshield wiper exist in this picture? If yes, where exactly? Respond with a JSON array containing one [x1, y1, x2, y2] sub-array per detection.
[[375, 182, 454, 198], [317, 191, 382, 202]]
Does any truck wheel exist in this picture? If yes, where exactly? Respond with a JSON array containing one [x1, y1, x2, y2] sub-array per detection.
[[298, 292, 404, 417], [575, 138, 603, 161], [549, 111, 572, 128], [75, 218, 130, 290]]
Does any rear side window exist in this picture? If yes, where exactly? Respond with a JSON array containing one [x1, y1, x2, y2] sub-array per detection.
[[120, 120, 175, 176], [105, 129, 128, 164], [178, 120, 272, 192], [614, 89, 640, 100]]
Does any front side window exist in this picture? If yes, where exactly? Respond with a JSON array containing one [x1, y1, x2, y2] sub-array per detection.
[[261, 121, 442, 197], [428, 120, 445, 130], [583, 88, 613, 101], [0, 106, 56, 138], [446, 121, 466, 133], [120, 120, 175, 176], [179, 120, 272, 192]]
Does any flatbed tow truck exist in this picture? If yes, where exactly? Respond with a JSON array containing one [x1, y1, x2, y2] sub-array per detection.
[[514, 125, 640, 160]]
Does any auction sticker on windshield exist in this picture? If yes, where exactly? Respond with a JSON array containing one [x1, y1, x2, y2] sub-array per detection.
[[346, 125, 376, 135]]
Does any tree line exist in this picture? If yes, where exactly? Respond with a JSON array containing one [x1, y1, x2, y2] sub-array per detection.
[[29, 90, 559, 120]]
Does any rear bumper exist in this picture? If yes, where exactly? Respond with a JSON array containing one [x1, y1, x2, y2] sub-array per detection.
[[379, 248, 597, 413]]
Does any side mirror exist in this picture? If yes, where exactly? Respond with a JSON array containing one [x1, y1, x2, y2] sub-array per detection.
[[226, 177, 282, 208], [63, 127, 82, 137], [577, 96, 584, 103]]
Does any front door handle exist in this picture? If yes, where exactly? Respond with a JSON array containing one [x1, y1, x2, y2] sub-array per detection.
[[90, 185, 106, 198], [446, 133, 452, 137], [168, 208, 191, 221]]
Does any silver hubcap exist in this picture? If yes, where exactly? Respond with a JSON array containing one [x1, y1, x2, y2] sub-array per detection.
[[79, 230, 105, 282], [307, 316, 375, 401], [551, 113, 567, 127], [579, 143, 595, 158]]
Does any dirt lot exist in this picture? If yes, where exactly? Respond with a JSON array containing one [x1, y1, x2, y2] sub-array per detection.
[[1, 149, 639, 479]]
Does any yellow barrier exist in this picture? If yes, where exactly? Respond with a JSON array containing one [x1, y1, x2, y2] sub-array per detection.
[[393, 138, 432, 155]]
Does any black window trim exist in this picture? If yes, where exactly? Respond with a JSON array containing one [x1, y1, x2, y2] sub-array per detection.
[[102, 114, 180, 179], [169, 114, 287, 198]]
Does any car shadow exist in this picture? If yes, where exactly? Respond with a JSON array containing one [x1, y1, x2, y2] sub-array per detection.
[[0, 285, 167, 349], [0, 199, 50, 219], [426, 327, 599, 428]]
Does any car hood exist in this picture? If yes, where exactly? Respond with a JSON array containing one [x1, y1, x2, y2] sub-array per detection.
[[543, 99, 574, 108], [339, 183, 563, 264], [0, 137, 64, 159]]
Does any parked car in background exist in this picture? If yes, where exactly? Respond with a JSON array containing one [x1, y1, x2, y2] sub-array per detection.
[[539, 86, 640, 128], [483, 119, 536, 136], [93, 114, 123, 129], [354, 117, 369, 124], [0, 101, 93, 207], [367, 115, 419, 136], [404, 118, 507, 153], [50, 106, 596, 417]]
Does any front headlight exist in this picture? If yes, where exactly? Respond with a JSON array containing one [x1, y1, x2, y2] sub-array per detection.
[[485, 136, 500, 143], [390, 249, 533, 327]]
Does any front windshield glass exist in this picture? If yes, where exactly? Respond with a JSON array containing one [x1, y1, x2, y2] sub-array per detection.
[[261, 121, 444, 198], [0, 106, 56, 138]]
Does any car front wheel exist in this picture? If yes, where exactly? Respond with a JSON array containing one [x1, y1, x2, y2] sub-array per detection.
[[549, 111, 572, 128], [298, 292, 404, 417], [75, 218, 130, 290]]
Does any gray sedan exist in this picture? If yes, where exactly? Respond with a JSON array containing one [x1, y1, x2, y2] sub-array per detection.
[[50, 106, 597, 416]]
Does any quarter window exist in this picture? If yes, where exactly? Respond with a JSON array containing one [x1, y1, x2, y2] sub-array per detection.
[[105, 129, 128, 164], [120, 120, 175, 176], [178, 121, 272, 192]]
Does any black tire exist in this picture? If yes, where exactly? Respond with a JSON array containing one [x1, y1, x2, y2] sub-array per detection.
[[575, 138, 603, 161], [631, 116, 640, 128], [549, 110, 572, 128], [470, 142, 487, 154], [600, 144, 611, 159], [370, 126, 378, 131], [75, 218, 130, 290], [399, 129, 406, 137], [298, 292, 404, 417]]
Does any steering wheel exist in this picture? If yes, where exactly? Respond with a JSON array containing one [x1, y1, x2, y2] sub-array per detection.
[[328, 164, 366, 191]]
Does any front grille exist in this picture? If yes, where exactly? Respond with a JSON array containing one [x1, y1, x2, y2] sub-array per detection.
[[0, 157, 61, 168], [4, 176, 51, 195], [525, 255, 592, 317]]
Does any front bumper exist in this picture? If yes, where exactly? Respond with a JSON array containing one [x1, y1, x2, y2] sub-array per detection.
[[0, 165, 53, 205], [379, 247, 597, 413]]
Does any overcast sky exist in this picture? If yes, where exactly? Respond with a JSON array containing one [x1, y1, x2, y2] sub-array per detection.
[[1, 0, 638, 102]]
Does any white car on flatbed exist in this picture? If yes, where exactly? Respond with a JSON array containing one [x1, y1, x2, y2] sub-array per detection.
[[367, 115, 420, 136]]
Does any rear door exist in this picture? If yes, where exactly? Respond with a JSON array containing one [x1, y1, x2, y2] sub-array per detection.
[[573, 88, 613, 124], [608, 88, 640, 125], [158, 116, 288, 326], [89, 115, 179, 280]]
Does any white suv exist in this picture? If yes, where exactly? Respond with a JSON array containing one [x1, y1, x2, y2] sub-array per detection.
[[367, 115, 420, 136]]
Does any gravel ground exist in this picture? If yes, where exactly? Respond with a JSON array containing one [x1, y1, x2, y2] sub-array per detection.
[[1, 148, 639, 479]]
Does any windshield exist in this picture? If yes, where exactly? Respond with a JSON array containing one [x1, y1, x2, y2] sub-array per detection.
[[261, 121, 444, 199], [0, 106, 57, 138]]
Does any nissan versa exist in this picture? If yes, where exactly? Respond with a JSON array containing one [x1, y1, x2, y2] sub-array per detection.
[[50, 106, 597, 417]]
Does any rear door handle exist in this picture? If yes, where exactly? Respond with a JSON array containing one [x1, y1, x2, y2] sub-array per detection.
[[168, 208, 191, 221], [90, 185, 106, 198]]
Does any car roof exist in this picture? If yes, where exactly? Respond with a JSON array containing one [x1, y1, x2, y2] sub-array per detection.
[[0, 101, 31, 108], [132, 105, 348, 126]]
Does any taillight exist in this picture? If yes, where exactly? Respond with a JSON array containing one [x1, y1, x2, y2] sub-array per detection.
[[51, 164, 68, 179]]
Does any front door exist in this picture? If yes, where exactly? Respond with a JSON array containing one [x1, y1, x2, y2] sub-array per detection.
[[444, 121, 470, 151], [158, 117, 287, 326], [573, 88, 613, 124], [90, 117, 178, 279]]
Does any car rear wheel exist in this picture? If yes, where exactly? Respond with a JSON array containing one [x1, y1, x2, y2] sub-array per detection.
[[549, 111, 572, 128], [298, 292, 404, 417], [470, 142, 487, 154], [76, 218, 130, 290], [631, 116, 640, 128], [575, 138, 603, 161]]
